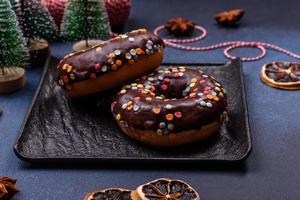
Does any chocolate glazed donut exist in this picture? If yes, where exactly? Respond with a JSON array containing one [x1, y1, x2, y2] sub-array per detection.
[[112, 66, 228, 147], [56, 29, 164, 97]]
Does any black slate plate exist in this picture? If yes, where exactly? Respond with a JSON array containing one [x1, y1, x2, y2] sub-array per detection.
[[14, 57, 251, 163]]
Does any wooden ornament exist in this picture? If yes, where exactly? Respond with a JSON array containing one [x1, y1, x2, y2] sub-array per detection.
[[0, 68, 26, 94], [29, 39, 50, 68], [72, 39, 104, 52]]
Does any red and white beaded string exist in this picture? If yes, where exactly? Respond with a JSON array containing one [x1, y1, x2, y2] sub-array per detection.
[[154, 25, 300, 62]]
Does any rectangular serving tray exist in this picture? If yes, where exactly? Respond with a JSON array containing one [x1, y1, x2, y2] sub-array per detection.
[[14, 57, 251, 163]]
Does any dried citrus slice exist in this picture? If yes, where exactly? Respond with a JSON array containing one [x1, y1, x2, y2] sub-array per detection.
[[260, 61, 300, 90], [84, 188, 133, 200], [132, 178, 200, 200]]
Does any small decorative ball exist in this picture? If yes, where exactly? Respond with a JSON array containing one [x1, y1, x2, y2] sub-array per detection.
[[43, 0, 68, 29], [104, 0, 131, 32]]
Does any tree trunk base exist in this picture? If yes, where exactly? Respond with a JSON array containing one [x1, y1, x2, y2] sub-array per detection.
[[29, 39, 50, 68], [73, 39, 103, 52], [0, 68, 26, 94]]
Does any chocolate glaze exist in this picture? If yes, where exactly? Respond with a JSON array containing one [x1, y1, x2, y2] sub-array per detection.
[[56, 29, 164, 90], [112, 67, 228, 135], [264, 61, 300, 82]]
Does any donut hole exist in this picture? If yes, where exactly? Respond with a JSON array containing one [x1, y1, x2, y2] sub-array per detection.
[[154, 77, 189, 99]]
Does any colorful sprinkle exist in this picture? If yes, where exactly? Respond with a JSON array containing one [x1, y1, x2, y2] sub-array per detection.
[[207, 94, 214, 99], [115, 114, 121, 120], [167, 123, 174, 130], [164, 78, 170, 83], [69, 74, 75, 80], [67, 65, 72, 72], [62, 64, 68, 70], [152, 107, 161, 114], [215, 87, 221, 92], [63, 76, 69, 83], [178, 72, 184, 77], [147, 40, 153, 45], [161, 84, 168, 90], [166, 114, 174, 121], [146, 97, 152, 101], [191, 78, 197, 83], [101, 65, 108, 72], [114, 50, 121, 56], [189, 93, 196, 98], [58, 79, 64, 86], [206, 102, 213, 107], [165, 104, 172, 109], [122, 103, 128, 109], [159, 122, 166, 129], [136, 48, 143, 55], [127, 104, 133, 111], [189, 83, 196, 87], [128, 37, 135, 42], [134, 96, 141, 101], [146, 43, 153, 49], [173, 73, 179, 78], [130, 49, 136, 55], [116, 60, 122, 66], [211, 91, 217, 96], [95, 63, 101, 70], [120, 89, 127, 94], [174, 111, 182, 118], [108, 53, 115, 58], [213, 96, 220, 101], [199, 101, 206, 106], [125, 53, 132, 59], [156, 129, 163, 135], [133, 104, 140, 111]]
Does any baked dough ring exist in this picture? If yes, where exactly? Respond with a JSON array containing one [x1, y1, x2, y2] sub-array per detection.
[[112, 66, 228, 147], [57, 29, 164, 97]]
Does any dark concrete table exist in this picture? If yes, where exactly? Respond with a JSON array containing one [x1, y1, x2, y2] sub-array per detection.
[[1, 0, 300, 199]]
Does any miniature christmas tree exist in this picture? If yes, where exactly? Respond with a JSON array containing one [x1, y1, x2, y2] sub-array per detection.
[[61, 0, 110, 48], [0, 0, 28, 93], [10, 0, 58, 68], [19, 0, 59, 41]]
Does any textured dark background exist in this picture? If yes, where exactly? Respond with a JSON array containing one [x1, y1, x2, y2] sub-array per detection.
[[1, 0, 300, 199]]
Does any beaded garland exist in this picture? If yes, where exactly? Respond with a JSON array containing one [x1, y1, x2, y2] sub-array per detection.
[[154, 25, 300, 62], [57, 29, 164, 90], [112, 66, 228, 135]]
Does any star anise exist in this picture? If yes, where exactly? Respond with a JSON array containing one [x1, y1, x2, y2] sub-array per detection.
[[165, 17, 195, 36], [215, 9, 245, 26], [0, 176, 20, 200]]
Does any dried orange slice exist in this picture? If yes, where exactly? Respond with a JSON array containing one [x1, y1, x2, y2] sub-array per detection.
[[84, 188, 133, 200], [260, 61, 300, 90], [132, 178, 200, 200]]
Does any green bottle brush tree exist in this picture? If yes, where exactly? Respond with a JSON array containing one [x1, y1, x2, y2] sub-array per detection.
[[11, 0, 58, 68], [61, 0, 111, 51], [0, 0, 28, 94]]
